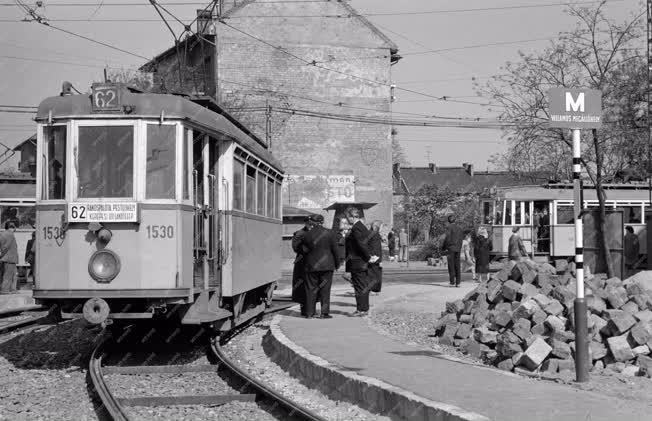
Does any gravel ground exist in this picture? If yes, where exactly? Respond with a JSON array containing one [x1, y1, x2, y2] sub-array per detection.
[[368, 307, 652, 405], [223, 321, 393, 421], [0, 319, 105, 421]]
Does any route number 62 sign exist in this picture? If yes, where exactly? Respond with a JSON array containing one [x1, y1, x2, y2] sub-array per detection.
[[91, 83, 122, 112]]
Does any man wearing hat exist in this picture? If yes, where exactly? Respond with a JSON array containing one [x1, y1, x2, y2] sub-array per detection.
[[291, 216, 313, 316], [300, 214, 340, 318]]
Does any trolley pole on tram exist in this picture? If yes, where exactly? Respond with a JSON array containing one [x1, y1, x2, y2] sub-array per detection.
[[548, 87, 602, 383]]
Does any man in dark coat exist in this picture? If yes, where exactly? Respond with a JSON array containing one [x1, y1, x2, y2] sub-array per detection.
[[387, 228, 396, 262], [624, 226, 640, 277], [368, 220, 383, 293], [442, 215, 464, 287], [25, 231, 36, 283], [301, 214, 340, 318], [291, 217, 312, 316], [344, 206, 379, 316]]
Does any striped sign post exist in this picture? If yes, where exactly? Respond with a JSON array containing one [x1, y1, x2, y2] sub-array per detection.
[[548, 87, 602, 383]]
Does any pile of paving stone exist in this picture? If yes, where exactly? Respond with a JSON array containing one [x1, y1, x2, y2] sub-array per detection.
[[434, 260, 652, 378]]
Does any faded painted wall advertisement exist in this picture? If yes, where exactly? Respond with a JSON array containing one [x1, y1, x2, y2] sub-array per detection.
[[283, 175, 355, 209]]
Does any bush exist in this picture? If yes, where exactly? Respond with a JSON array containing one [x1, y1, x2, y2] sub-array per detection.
[[410, 239, 442, 261]]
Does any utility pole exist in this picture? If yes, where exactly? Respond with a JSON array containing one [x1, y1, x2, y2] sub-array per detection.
[[265, 100, 272, 150]]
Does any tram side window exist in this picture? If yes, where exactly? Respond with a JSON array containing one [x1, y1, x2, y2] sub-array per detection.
[[622, 206, 642, 224], [557, 205, 575, 224], [274, 182, 281, 219], [183, 129, 190, 200], [43, 126, 66, 200], [78, 126, 133, 198], [146, 125, 176, 199], [233, 160, 244, 210], [257, 171, 266, 215], [0, 206, 34, 229], [266, 177, 274, 217], [246, 166, 256, 214]]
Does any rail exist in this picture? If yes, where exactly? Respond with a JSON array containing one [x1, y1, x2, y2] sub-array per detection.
[[89, 300, 324, 421], [0, 305, 48, 335]]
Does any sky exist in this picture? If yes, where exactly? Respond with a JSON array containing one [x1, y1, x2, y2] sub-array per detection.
[[0, 0, 644, 171]]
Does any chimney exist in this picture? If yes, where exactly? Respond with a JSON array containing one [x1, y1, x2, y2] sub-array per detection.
[[197, 9, 216, 35], [428, 163, 436, 174]]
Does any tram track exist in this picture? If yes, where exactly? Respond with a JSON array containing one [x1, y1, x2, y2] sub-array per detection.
[[90, 299, 327, 421], [0, 304, 48, 335]]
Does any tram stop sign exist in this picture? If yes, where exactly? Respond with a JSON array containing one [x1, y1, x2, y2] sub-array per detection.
[[548, 88, 602, 129]]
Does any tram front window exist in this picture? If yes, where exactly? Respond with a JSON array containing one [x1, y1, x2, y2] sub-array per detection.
[[78, 126, 134, 198]]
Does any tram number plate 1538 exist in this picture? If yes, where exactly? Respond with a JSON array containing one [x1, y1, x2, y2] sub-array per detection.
[[91, 83, 122, 112]]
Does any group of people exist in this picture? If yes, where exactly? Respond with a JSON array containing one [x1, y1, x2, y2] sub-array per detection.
[[386, 227, 409, 262], [0, 222, 32, 294], [291, 207, 384, 318], [441, 216, 494, 286]]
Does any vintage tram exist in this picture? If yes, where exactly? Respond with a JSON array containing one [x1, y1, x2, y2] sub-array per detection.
[[480, 183, 649, 262], [34, 83, 283, 330]]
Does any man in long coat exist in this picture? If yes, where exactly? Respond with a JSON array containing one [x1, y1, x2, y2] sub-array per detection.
[[442, 215, 463, 287], [301, 214, 340, 318], [291, 217, 312, 316], [344, 206, 379, 316]]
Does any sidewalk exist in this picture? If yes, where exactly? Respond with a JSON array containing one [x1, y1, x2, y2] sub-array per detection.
[[280, 258, 489, 275], [266, 282, 652, 421], [0, 289, 34, 312]]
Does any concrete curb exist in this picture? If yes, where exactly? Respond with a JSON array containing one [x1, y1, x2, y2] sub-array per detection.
[[264, 314, 492, 421]]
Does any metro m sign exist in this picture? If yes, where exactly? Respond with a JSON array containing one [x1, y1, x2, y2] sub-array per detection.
[[548, 87, 602, 129]]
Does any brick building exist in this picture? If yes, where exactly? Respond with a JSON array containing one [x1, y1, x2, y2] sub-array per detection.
[[141, 0, 400, 228]]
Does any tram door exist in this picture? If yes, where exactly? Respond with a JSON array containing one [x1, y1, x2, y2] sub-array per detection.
[[192, 134, 220, 289]]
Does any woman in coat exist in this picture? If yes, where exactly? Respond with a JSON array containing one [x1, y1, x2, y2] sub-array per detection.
[[474, 227, 493, 283], [368, 220, 383, 294]]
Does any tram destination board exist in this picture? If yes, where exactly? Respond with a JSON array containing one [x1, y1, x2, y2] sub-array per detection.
[[548, 87, 602, 129], [67, 202, 138, 223], [91, 83, 122, 112]]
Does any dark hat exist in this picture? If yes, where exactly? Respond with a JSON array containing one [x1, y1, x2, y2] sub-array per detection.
[[309, 214, 324, 224]]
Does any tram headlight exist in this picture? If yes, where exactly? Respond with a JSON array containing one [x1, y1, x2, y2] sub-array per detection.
[[88, 249, 121, 282]]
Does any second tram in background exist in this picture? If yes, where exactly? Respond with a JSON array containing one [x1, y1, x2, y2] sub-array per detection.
[[480, 183, 650, 265], [34, 83, 283, 330]]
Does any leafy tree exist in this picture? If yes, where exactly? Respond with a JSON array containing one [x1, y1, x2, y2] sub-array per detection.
[[391, 128, 409, 165], [403, 185, 480, 251], [477, 2, 645, 277]]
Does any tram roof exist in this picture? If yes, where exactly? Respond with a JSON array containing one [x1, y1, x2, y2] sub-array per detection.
[[490, 184, 652, 201], [35, 91, 283, 173]]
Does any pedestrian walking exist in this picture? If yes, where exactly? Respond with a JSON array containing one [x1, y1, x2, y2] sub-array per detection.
[[344, 206, 378, 316], [461, 232, 476, 281], [387, 228, 396, 262], [25, 231, 36, 283], [369, 220, 383, 294], [0, 222, 19, 294], [291, 216, 312, 316], [442, 215, 463, 287], [624, 226, 639, 278], [474, 227, 492, 283], [301, 214, 340, 319], [398, 228, 408, 262], [508, 226, 528, 262]]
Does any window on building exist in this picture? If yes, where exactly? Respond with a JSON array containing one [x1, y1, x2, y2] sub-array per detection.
[[266, 176, 275, 217], [504, 201, 512, 225], [145, 125, 176, 199], [257, 171, 266, 215], [78, 125, 133, 198], [246, 165, 256, 214], [43, 125, 66, 200], [233, 159, 244, 210]]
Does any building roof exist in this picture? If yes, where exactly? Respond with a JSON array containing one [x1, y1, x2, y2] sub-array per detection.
[[141, 0, 399, 71], [12, 134, 36, 152], [393, 164, 542, 195]]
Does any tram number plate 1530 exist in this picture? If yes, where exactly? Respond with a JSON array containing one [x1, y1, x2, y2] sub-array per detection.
[[68, 202, 138, 223], [91, 83, 122, 112]]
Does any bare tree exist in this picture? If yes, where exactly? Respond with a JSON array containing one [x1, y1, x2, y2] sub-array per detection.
[[477, 2, 646, 277]]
